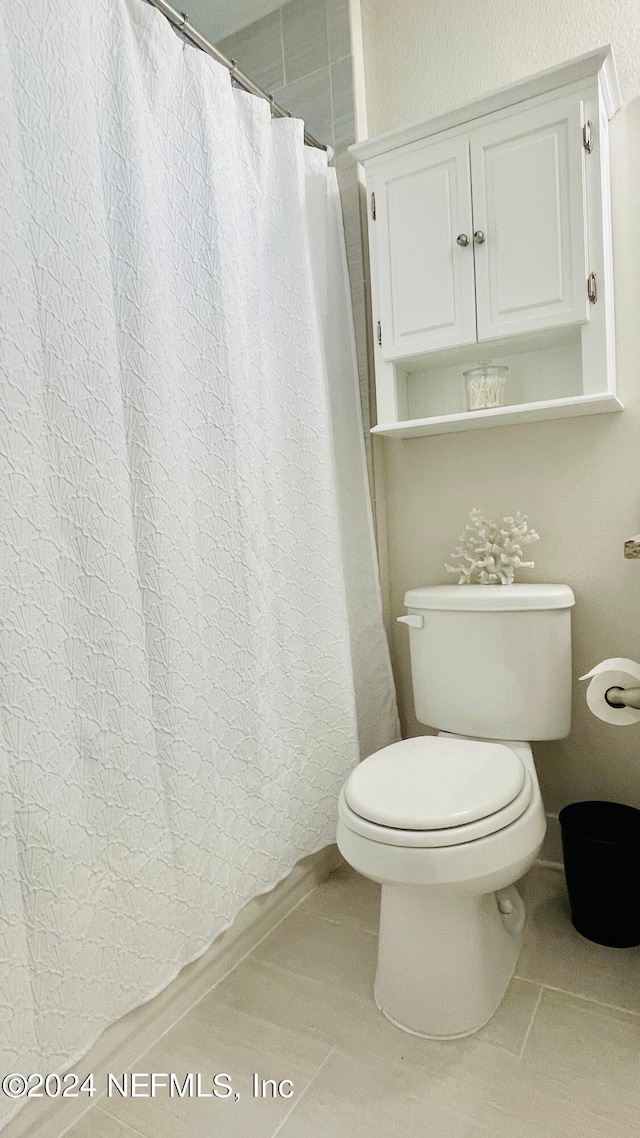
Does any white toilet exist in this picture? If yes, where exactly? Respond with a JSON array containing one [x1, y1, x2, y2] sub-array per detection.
[[337, 583, 575, 1039]]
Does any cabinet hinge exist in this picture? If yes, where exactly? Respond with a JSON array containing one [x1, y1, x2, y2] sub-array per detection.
[[371, 191, 376, 220], [583, 121, 593, 153], [376, 320, 382, 346], [587, 272, 597, 304]]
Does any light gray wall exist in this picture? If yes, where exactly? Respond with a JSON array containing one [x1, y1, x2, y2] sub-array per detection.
[[185, 0, 282, 43], [217, 0, 351, 146], [358, 0, 640, 813]]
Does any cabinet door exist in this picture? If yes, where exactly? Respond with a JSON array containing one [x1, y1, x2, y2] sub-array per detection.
[[372, 137, 477, 358], [470, 95, 588, 342]]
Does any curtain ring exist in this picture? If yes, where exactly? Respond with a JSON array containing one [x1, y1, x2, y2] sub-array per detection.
[[178, 11, 189, 30]]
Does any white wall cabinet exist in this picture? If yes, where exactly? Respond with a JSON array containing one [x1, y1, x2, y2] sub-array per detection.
[[471, 95, 588, 341], [352, 48, 622, 437], [374, 137, 476, 356]]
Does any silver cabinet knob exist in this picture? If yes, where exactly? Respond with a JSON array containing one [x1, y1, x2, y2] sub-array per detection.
[[456, 233, 470, 247], [474, 230, 486, 244]]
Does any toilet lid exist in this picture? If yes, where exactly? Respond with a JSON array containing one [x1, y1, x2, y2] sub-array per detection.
[[344, 737, 526, 830]]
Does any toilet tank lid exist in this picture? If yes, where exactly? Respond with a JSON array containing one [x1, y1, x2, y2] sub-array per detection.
[[404, 584, 575, 612]]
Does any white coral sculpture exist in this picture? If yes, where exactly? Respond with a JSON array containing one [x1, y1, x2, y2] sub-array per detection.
[[445, 508, 540, 585]]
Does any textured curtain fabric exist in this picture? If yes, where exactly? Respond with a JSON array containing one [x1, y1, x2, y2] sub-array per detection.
[[0, 0, 398, 1120]]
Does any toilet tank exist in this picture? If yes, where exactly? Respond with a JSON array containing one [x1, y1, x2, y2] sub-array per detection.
[[402, 584, 575, 741]]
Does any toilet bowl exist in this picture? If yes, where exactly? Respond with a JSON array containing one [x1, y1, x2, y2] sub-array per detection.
[[337, 584, 574, 1038], [337, 735, 545, 1038]]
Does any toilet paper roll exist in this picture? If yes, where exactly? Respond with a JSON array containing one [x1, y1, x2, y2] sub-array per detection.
[[579, 657, 640, 726]]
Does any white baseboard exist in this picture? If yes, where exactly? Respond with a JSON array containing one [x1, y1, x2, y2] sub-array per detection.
[[2, 844, 341, 1138]]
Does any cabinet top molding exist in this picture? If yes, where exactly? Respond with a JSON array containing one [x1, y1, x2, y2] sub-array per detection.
[[350, 46, 621, 164]]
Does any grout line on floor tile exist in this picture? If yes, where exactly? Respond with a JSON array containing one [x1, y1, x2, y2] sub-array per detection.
[[311, 912, 378, 935], [97, 1107, 149, 1138], [60, 1104, 148, 1138], [511, 975, 540, 988], [518, 985, 544, 1057], [513, 979, 640, 1022], [270, 1045, 337, 1138], [57, 1101, 107, 1137]]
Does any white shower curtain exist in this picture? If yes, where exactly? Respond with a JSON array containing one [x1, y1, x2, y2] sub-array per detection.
[[0, 0, 398, 1121]]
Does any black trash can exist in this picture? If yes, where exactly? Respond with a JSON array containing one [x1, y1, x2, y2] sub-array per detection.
[[559, 801, 640, 948]]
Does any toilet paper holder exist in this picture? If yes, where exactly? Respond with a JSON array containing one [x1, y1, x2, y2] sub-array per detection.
[[580, 658, 640, 725], [605, 685, 640, 709]]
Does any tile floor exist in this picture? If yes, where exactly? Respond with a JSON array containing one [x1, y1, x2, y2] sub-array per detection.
[[63, 863, 640, 1137]]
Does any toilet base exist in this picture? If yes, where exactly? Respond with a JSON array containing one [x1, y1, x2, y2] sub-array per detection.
[[374, 997, 498, 1041], [373, 882, 525, 1039]]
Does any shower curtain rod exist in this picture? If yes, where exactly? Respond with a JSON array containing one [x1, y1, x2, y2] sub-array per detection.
[[146, 0, 328, 152]]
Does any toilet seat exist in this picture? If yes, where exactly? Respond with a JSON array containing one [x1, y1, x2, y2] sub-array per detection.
[[346, 736, 525, 827], [341, 736, 533, 848]]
